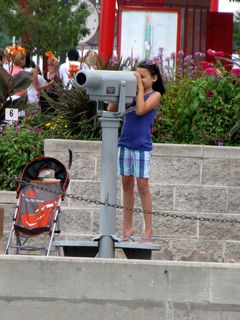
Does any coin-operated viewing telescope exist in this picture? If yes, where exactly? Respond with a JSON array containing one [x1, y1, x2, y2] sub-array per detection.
[[74, 70, 137, 115]]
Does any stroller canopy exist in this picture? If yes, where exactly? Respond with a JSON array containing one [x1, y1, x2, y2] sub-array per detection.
[[18, 156, 69, 193]]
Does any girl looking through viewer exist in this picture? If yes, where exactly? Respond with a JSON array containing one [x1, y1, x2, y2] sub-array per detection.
[[108, 60, 165, 242]]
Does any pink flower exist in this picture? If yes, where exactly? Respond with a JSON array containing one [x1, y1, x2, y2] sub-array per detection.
[[207, 90, 213, 97], [177, 50, 184, 57], [205, 67, 222, 77], [199, 60, 209, 69], [231, 68, 240, 76], [207, 49, 225, 58]]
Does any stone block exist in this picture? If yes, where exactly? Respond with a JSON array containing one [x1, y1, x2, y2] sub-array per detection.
[[68, 180, 101, 208], [174, 186, 227, 212], [227, 188, 240, 213], [202, 159, 240, 187], [151, 157, 201, 185], [224, 241, 240, 262], [0, 208, 3, 238], [153, 212, 197, 239], [69, 153, 96, 180], [131, 184, 174, 211], [0, 191, 16, 204], [60, 208, 92, 234], [95, 155, 102, 181], [44, 139, 101, 154], [92, 208, 124, 237], [199, 213, 240, 241], [2, 204, 15, 234], [173, 239, 224, 262], [153, 143, 203, 158], [203, 145, 240, 159], [152, 239, 174, 261], [151, 184, 174, 210], [152, 238, 224, 262]]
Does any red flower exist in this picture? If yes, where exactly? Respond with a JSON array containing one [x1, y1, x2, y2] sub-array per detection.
[[45, 51, 56, 60], [68, 64, 80, 79]]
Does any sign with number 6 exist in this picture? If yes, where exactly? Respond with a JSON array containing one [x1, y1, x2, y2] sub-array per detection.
[[5, 108, 18, 121]]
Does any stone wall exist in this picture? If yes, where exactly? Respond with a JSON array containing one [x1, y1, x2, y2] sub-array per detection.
[[1, 139, 240, 262]]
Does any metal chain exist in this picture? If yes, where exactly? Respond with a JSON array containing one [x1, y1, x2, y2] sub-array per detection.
[[1, 174, 240, 225]]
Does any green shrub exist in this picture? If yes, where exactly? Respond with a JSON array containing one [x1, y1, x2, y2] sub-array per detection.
[[0, 122, 47, 190]]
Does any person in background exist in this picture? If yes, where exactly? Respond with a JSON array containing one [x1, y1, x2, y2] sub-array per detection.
[[108, 60, 165, 243], [24, 51, 53, 115], [8, 48, 26, 76], [84, 50, 98, 70], [6, 46, 27, 102], [45, 51, 59, 82], [59, 48, 88, 88]]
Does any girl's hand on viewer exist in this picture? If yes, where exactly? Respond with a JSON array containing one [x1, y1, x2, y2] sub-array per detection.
[[107, 103, 118, 112], [134, 71, 144, 91]]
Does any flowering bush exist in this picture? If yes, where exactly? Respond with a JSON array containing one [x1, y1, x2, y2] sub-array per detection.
[[153, 49, 240, 145]]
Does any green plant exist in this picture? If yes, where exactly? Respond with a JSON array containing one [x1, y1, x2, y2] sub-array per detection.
[[0, 68, 32, 119], [0, 122, 47, 190], [41, 84, 101, 140]]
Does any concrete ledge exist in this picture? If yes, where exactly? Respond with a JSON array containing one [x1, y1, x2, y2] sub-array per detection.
[[0, 255, 240, 320], [0, 191, 16, 204], [44, 139, 101, 154], [44, 139, 240, 160]]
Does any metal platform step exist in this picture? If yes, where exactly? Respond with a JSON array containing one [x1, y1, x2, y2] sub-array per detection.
[[53, 240, 160, 260]]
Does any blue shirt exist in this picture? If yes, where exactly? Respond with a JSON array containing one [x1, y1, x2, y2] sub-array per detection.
[[118, 91, 158, 151]]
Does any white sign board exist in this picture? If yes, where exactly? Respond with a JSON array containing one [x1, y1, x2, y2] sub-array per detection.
[[120, 10, 178, 61], [5, 108, 18, 122]]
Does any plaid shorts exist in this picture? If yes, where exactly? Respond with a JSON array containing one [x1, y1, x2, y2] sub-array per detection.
[[118, 146, 152, 179]]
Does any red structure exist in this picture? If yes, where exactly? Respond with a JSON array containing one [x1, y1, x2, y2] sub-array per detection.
[[98, 0, 233, 60], [98, 0, 116, 61], [210, 0, 219, 12]]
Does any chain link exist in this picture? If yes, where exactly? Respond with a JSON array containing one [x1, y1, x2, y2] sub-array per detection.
[[19, 179, 240, 225], [1, 174, 240, 225]]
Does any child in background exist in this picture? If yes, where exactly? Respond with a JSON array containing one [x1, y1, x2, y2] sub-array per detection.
[[108, 60, 165, 242]]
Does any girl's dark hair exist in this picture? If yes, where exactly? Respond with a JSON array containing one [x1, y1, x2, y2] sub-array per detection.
[[137, 60, 166, 95]]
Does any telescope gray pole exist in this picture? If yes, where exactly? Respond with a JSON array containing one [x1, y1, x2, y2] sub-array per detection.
[[98, 114, 121, 258]]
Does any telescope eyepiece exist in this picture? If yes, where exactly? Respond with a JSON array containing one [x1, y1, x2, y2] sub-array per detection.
[[76, 72, 87, 86]]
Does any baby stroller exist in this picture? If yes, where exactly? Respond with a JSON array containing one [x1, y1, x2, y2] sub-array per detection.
[[5, 151, 72, 256]]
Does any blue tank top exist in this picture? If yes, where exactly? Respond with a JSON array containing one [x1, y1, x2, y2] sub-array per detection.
[[118, 91, 158, 151]]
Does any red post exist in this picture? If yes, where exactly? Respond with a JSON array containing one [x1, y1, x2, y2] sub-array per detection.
[[98, 0, 116, 62], [210, 0, 219, 12]]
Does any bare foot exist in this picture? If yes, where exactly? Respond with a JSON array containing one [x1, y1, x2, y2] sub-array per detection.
[[122, 228, 135, 241]]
